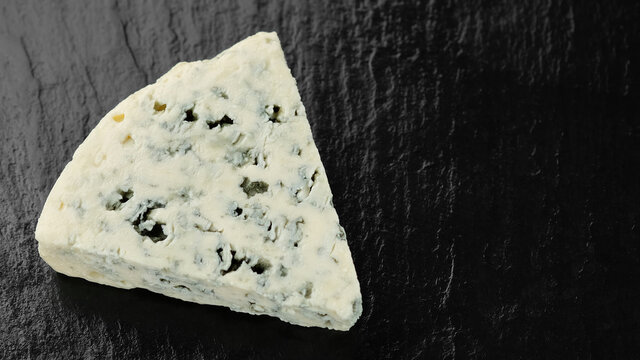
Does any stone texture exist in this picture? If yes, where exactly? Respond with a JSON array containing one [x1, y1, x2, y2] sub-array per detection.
[[1, 0, 639, 359]]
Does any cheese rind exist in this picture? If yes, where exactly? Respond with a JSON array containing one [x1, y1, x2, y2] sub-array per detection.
[[35, 32, 362, 330]]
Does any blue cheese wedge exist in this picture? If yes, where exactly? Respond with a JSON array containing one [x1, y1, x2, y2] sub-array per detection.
[[35, 32, 362, 330]]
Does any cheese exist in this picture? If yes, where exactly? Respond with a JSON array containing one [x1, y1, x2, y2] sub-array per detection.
[[35, 32, 362, 330]]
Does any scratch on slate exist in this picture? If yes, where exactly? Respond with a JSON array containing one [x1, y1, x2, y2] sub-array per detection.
[[117, 18, 149, 84], [19, 37, 45, 116], [442, 241, 455, 307], [83, 65, 103, 111], [364, 47, 378, 129], [164, 1, 181, 55]]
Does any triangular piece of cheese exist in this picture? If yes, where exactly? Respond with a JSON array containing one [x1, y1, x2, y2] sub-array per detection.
[[35, 32, 362, 330]]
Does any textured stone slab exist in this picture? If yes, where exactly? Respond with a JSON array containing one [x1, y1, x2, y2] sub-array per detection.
[[1, 0, 639, 358]]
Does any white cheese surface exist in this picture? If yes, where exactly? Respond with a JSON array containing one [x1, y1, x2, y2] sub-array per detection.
[[35, 32, 362, 330]]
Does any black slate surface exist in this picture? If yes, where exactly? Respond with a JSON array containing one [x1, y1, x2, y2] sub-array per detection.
[[1, 0, 639, 359]]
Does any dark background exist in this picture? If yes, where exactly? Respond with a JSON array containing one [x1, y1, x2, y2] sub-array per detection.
[[1, 0, 639, 359]]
